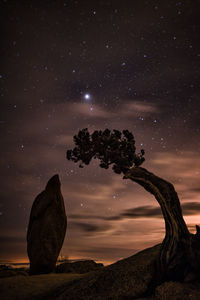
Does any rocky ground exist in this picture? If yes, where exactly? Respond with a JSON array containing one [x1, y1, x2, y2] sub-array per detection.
[[1, 245, 200, 299]]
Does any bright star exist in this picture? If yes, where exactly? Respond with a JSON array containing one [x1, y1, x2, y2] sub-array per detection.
[[84, 93, 91, 100]]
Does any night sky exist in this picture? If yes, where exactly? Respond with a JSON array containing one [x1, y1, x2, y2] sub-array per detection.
[[1, 0, 200, 265]]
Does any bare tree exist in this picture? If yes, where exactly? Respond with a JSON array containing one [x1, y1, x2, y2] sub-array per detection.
[[67, 128, 200, 282]]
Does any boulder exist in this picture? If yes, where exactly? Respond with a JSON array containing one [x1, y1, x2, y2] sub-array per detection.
[[27, 174, 67, 275], [0, 269, 28, 278], [155, 281, 200, 299], [56, 244, 160, 299], [56, 260, 104, 274], [0, 265, 28, 278]]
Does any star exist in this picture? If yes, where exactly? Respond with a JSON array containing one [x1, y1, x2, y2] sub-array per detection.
[[84, 93, 91, 100]]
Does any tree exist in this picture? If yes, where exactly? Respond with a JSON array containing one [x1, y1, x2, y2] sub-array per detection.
[[67, 128, 200, 282]]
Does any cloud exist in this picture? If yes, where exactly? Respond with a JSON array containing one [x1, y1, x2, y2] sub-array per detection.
[[120, 202, 200, 219], [69, 201, 200, 222], [190, 188, 200, 193], [151, 151, 200, 202], [69, 206, 162, 221], [122, 101, 159, 115], [120, 206, 161, 218], [70, 221, 111, 233], [69, 214, 104, 220], [70, 103, 114, 118], [182, 202, 200, 216]]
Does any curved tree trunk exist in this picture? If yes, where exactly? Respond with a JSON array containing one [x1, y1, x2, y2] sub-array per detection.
[[124, 167, 200, 281]]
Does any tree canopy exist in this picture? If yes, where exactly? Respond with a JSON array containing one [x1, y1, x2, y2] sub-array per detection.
[[67, 128, 145, 174]]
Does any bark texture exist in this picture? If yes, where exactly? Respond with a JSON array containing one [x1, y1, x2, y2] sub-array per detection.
[[124, 167, 200, 281]]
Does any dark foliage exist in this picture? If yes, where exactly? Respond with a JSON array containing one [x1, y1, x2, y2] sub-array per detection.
[[67, 128, 145, 174]]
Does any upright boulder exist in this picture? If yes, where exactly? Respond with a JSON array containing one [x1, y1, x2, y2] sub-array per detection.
[[27, 174, 67, 275]]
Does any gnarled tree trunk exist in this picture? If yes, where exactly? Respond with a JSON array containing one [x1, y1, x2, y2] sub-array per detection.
[[124, 167, 200, 282]]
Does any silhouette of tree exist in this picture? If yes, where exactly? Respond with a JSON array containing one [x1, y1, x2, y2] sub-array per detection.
[[67, 128, 200, 282]]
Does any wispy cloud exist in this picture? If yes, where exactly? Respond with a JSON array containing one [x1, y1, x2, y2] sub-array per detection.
[[70, 221, 111, 233], [70, 103, 114, 118], [69, 202, 200, 222], [122, 101, 159, 115], [151, 151, 200, 202]]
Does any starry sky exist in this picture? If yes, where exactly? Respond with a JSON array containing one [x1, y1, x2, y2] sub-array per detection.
[[1, 0, 200, 265]]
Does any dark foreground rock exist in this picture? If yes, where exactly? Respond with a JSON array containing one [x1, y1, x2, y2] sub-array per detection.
[[27, 174, 67, 275], [0, 265, 28, 278], [56, 260, 104, 274], [155, 281, 200, 299], [0, 273, 83, 300], [55, 244, 161, 299], [1, 245, 200, 299]]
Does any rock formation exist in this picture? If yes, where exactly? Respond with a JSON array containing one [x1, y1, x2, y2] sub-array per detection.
[[56, 245, 161, 299], [27, 174, 67, 275], [56, 260, 104, 274]]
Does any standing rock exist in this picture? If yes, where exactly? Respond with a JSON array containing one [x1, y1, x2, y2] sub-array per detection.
[[27, 174, 67, 275]]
